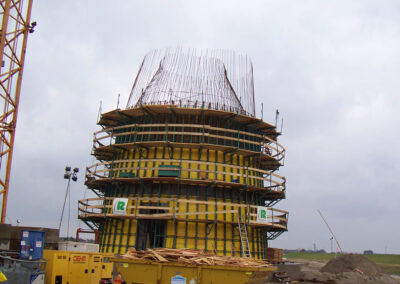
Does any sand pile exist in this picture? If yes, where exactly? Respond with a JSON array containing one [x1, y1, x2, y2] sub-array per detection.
[[320, 254, 382, 276]]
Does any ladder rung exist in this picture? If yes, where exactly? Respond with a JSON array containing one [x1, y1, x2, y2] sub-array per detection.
[[237, 217, 251, 258]]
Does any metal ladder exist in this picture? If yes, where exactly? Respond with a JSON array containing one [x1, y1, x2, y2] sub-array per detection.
[[237, 216, 251, 257]]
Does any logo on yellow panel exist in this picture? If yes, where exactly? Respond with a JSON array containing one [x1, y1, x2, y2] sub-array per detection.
[[112, 198, 128, 215], [256, 206, 269, 223]]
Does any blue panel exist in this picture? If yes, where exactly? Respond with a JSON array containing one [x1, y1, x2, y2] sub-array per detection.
[[20, 230, 45, 260]]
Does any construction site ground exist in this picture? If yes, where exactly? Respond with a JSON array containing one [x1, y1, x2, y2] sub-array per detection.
[[270, 254, 400, 284], [285, 252, 400, 275]]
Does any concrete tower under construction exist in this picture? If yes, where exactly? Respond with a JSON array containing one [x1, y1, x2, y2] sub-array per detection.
[[79, 48, 288, 259]]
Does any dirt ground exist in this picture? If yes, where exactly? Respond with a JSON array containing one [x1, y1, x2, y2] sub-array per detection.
[[268, 255, 400, 284]]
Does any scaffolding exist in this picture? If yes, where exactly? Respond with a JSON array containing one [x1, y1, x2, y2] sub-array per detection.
[[79, 49, 288, 259]]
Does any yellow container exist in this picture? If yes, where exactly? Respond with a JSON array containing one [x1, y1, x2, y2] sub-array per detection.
[[112, 258, 276, 284], [43, 249, 113, 284]]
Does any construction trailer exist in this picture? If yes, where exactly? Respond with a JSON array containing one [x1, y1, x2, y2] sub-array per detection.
[[0, 229, 46, 284], [79, 48, 288, 260], [0, 225, 59, 252]]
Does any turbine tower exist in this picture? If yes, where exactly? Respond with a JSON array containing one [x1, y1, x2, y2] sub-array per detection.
[[79, 48, 288, 258]]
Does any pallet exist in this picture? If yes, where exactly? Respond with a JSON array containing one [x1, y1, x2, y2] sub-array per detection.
[[121, 247, 272, 268]]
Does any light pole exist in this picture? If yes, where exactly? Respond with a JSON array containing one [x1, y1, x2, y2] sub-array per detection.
[[59, 166, 79, 239]]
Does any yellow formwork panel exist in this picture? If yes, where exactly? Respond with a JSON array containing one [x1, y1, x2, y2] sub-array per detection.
[[100, 219, 137, 254], [113, 258, 276, 284], [114, 146, 260, 186], [83, 106, 287, 267], [101, 195, 253, 257], [100, 144, 267, 258], [43, 250, 113, 284]]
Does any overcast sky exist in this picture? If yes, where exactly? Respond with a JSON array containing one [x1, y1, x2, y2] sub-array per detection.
[[5, 1, 400, 254]]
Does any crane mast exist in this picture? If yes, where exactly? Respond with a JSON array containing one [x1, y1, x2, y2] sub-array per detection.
[[0, 0, 34, 223]]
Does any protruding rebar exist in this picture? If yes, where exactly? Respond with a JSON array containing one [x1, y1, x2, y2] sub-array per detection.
[[126, 47, 256, 117]]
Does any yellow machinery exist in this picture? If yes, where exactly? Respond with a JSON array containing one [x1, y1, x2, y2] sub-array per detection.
[[112, 257, 276, 284], [43, 250, 113, 284]]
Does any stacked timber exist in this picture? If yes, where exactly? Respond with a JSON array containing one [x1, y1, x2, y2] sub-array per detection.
[[121, 248, 272, 267], [266, 248, 283, 263]]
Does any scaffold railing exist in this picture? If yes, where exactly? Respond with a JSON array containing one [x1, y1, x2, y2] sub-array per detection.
[[85, 158, 286, 193], [92, 123, 285, 162], [78, 197, 288, 230]]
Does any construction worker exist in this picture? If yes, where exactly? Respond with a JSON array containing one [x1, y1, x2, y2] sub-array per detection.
[[113, 273, 126, 284]]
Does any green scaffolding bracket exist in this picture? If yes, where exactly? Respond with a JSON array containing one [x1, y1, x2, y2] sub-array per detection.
[[82, 219, 98, 231], [166, 142, 174, 159], [223, 112, 238, 123], [223, 147, 238, 160], [206, 219, 217, 236], [116, 110, 134, 124], [139, 104, 155, 119], [169, 106, 178, 118]]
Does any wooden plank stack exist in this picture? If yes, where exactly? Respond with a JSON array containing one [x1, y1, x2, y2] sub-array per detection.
[[267, 248, 283, 263], [121, 248, 272, 268]]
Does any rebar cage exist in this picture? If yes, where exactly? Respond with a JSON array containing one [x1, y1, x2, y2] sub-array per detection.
[[126, 48, 255, 117]]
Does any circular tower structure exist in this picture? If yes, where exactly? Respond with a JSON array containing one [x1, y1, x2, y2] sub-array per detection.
[[79, 48, 288, 259]]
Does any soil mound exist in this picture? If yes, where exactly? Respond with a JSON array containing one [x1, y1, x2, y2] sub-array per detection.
[[320, 254, 382, 276]]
